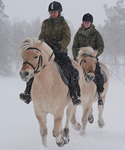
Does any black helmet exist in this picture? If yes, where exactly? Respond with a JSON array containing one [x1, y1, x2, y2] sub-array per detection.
[[48, 1, 63, 13], [82, 13, 93, 23]]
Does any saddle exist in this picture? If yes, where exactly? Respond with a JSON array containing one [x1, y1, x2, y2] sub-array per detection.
[[56, 63, 70, 86]]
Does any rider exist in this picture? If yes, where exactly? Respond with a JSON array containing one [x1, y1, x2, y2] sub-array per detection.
[[20, 1, 81, 105], [72, 13, 104, 105]]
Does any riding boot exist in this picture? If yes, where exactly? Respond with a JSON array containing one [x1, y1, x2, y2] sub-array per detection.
[[69, 82, 81, 105], [94, 62, 104, 105], [98, 92, 104, 105], [19, 77, 34, 104]]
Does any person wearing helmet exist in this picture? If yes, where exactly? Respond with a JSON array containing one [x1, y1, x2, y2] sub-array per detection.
[[20, 1, 81, 105], [72, 13, 104, 105]]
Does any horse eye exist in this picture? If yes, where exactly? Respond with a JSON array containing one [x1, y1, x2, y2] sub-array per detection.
[[34, 56, 38, 59], [83, 60, 86, 63]]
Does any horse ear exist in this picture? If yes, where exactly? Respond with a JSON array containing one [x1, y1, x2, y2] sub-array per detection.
[[93, 50, 98, 57], [39, 40, 44, 44]]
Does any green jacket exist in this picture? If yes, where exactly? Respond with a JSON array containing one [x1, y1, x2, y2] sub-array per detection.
[[72, 25, 104, 59], [38, 16, 71, 54]]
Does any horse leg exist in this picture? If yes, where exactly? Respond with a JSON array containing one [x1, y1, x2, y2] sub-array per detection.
[[88, 107, 94, 124], [53, 110, 65, 147], [70, 106, 81, 131], [63, 104, 73, 136], [62, 104, 75, 146], [98, 95, 106, 128], [35, 108, 47, 147], [80, 104, 91, 135]]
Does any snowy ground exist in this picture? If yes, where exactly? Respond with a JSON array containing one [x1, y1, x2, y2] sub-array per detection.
[[0, 74, 125, 150]]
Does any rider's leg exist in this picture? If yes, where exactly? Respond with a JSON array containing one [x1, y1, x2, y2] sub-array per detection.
[[94, 62, 104, 105], [54, 53, 81, 105], [19, 77, 34, 104]]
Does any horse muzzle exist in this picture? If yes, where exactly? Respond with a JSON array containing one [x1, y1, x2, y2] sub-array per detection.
[[20, 70, 32, 82], [85, 72, 95, 82]]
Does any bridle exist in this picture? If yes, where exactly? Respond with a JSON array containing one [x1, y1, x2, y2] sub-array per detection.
[[23, 47, 53, 74], [80, 54, 98, 66], [80, 54, 98, 80]]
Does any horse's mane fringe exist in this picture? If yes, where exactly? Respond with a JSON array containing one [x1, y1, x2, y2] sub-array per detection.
[[77, 46, 94, 61], [41, 41, 53, 57], [19, 37, 53, 57], [19, 37, 40, 56]]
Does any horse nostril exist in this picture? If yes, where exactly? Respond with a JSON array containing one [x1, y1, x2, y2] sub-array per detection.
[[20, 71, 29, 78], [87, 74, 90, 79], [20, 72, 23, 77], [24, 71, 29, 77]]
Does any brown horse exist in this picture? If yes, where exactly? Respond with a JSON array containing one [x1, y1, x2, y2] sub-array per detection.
[[64, 46, 109, 136], [19, 37, 84, 147]]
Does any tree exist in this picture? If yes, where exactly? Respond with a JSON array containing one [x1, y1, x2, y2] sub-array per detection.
[[0, 0, 12, 76], [0, 0, 7, 21], [102, 0, 125, 65]]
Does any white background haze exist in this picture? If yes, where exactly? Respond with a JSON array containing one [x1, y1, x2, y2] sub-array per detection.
[[4, 0, 125, 29]]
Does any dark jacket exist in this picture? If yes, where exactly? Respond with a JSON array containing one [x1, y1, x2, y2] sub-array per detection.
[[72, 24, 104, 59], [38, 16, 71, 54]]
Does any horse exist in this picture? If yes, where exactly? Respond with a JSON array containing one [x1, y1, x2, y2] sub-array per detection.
[[64, 46, 109, 136], [19, 37, 84, 147]]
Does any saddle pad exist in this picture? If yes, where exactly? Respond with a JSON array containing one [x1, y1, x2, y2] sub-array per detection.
[[56, 63, 70, 86], [101, 69, 107, 83]]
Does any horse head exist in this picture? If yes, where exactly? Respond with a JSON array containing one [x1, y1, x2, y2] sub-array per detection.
[[19, 37, 54, 82], [77, 47, 98, 82]]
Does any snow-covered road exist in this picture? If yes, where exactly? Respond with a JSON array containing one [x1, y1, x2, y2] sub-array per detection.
[[0, 75, 125, 150]]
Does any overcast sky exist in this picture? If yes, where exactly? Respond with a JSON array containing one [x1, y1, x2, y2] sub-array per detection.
[[4, 0, 125, 29]]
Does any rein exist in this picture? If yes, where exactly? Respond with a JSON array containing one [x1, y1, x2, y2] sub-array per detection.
[[23, 47, 53, 74], [100, 63, 125, 85]]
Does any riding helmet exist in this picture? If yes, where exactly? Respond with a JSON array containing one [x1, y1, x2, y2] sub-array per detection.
[[82, 13, 93, 23], [48, 1, 63, 13]]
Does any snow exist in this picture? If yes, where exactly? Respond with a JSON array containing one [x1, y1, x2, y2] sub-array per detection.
[[0, 75, 125, 150]]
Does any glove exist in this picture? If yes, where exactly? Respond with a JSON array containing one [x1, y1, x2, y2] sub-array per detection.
[[52, 43, 61, 52]]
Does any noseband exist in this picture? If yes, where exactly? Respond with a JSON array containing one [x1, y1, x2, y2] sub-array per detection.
[[23, 47, 53, 74]]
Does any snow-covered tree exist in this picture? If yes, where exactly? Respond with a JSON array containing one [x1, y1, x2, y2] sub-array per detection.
[[102, 0, 125, 65]]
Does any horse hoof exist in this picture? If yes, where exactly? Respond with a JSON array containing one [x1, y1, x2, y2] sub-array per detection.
[[98, 120, 105, 128], [63, 134, 70, 145], [80, 130, 86, 136], [88, 117, 94, 124], [72, 122, 81, 131], [56, 141, 65, 147]]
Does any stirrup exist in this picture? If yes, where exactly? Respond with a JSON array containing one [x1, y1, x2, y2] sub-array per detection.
[[19, 92, 31, 104], [71, 96, 81, 105], [73, 99, 81, 105]]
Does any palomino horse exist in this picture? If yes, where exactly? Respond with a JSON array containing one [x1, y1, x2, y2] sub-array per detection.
[[19, 37, 84, 147], [64, 47, 109, 136]]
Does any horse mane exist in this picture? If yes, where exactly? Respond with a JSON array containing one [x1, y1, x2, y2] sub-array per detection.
[[19, 37, 53, 57], [77, 46, 94, 62], [19, 37, 39, 56], [41, 41, 54, 57]]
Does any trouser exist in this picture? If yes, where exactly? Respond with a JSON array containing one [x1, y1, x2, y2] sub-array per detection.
[[94, 62, 104, 93], [54, 53, 81, 97], [24, 77, 34, 94]]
